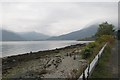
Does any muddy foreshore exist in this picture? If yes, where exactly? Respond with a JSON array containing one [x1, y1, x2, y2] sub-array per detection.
[[2, 43, 88, 79]]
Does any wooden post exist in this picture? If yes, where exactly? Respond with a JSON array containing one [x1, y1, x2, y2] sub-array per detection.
[[78, 43, 107, 80], [83, 70, 86, 80], [98, 54, 100, 64], [87, 64, 90, 80]]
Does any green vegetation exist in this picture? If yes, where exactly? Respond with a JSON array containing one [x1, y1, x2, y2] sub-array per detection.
[[81, 42, 99, 59], [81, 41, 104, 62], [81, 21, 115, 66], [90, 44, 112, 78], [80, 22, 116, 78], [82, 46, 93, 59], [95, 22, 115, 38], [90, 35, 115, 78]]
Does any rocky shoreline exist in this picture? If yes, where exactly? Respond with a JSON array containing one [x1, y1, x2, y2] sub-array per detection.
[[2, 43, 88, 79]]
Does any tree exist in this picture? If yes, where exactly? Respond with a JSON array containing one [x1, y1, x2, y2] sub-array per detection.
[[95, 22, 115, 38], [82, 46, 93, 59], [96, 35, 115, 44]]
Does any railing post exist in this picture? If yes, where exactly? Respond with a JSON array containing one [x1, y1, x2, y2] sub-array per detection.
[[78, 43, 107, 80], [83, 70, 86, 80], [87, 64, 90, 80], [98, 54, 100, 64]]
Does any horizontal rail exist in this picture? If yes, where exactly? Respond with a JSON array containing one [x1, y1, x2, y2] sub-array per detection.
[[78, 43, 107, 80]]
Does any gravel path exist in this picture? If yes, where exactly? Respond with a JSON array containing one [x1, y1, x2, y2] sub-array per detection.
[[111, 40, 118, 78], [118, 40, 120, 78]]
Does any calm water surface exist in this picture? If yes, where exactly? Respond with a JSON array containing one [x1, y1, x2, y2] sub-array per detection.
[[1, 41, 93, 57]]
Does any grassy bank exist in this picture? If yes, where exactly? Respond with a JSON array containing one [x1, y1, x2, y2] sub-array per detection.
[[80, 22, 116, 79], [90, 44, 112, 78]]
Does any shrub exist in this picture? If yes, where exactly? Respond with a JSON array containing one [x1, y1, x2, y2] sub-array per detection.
[[96, 35, 115, 44], [87, 42, 99, 49], [82, 46, 93, 59]]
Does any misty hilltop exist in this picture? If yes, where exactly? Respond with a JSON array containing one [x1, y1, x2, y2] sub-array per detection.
[[1, 29, 25, 41], [18, 32, 50, 41], [48, 24, 99, 40], [1, 30, 50, 41], [1, 24, 99, 41]]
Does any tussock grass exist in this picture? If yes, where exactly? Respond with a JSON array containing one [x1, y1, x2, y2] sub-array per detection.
[[90, 44, 112, 78]]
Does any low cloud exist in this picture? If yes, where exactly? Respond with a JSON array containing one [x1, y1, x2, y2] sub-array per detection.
[[1, 2, 118, 36]]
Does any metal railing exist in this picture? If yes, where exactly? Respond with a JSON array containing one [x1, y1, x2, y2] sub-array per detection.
[[78, 43, 107, 80]]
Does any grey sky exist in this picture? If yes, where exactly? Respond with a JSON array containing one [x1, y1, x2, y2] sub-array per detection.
[[1, 2, 118, 36]]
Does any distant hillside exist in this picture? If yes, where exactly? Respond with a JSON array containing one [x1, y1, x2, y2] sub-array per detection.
[[19, 32, 50, 41], [48, 24, 99, 40], [78, 36, 96, 41], [1, 29, 25, 41], [1, 30, 50, 41]]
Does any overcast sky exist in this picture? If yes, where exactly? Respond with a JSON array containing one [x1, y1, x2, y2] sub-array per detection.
[[1, 2, 118, 36]]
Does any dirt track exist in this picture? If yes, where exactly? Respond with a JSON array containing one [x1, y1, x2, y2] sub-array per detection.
[[110, 40, 118, 78]]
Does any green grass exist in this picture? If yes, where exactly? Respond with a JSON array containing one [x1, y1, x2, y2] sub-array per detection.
[[90, 44, 112, 78], [89, 43, 104, 62]]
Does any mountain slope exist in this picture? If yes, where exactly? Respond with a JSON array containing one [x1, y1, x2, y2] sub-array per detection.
[[18, 32, 50, 40], [1, 30, 50, 41], [48, 24, 99, 40], [1, 29, 25, 41]]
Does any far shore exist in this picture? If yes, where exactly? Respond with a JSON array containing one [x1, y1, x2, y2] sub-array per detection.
[[2, 43, 88, 79]]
